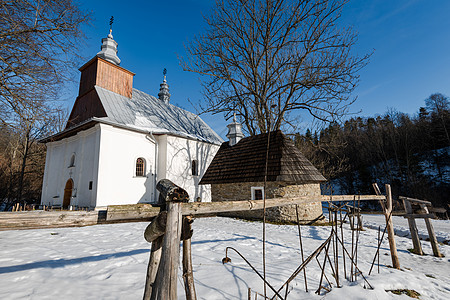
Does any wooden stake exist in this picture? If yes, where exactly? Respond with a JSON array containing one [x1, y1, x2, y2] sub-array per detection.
[[182, 216, 197, 300], [151, 201, 183, 300], [385, 184, 401, 268], [143, 236, 163, 300], [420, 204, 442, 257], [402, 199, 423, 255], [373, 183, 400, 269]]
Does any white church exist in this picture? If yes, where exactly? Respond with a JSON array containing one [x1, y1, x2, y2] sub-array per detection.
[[40, 29, 223, 210]]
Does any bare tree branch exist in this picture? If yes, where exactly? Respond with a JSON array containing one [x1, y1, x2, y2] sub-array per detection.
[[181, 0, 370, 134]]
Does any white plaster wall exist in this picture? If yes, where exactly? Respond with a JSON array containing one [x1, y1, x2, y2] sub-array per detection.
[[95, 124, 156, 207], [164, 135, 219, 202], [41, 124, 218, 209], [41, 125, 100, 208]]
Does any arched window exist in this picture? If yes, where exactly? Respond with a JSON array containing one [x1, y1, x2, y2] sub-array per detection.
[[192, 160, 198, 176], [136, 158, 146, 177], [69, 154, 75, 167]]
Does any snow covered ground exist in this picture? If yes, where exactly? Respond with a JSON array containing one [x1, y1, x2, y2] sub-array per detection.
[[0, 215, 449, 299]]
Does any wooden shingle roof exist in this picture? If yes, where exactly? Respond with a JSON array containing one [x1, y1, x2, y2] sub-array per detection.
[[200, 130, 326, 184]]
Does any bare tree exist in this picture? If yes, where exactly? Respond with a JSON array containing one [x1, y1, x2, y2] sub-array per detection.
[[0, 0, 89, 208], [181, 0, 370, 135], [0, 0, 90, 125]]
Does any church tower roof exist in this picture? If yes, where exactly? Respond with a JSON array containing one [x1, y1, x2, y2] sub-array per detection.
[[158, 69, 171, 104], [226, 113, 244, 146], [97, 29, 121, 65]]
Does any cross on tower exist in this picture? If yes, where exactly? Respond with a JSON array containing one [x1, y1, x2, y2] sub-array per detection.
[[109, 16, 114, 30]]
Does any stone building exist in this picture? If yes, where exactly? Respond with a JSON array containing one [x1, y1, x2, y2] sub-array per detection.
[[200, 121, 326, 224]]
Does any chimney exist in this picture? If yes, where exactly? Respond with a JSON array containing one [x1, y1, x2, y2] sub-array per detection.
[[226, 113, 244, 146]]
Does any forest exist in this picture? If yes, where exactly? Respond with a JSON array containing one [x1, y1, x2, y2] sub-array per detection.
[[295, 93, 449, 210]]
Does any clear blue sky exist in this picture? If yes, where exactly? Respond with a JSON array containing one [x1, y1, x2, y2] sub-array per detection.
[[67, 0, 450, 137]]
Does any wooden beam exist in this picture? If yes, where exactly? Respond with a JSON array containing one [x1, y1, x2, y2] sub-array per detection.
[[107, 195, 384, 221], [0, 195, 385, 230], [106, 204, 161, 221], [182, 195, 384, 216], [403, 214, 436, 219], [399, 196, 432, 205], [0, 211, 100, 230]]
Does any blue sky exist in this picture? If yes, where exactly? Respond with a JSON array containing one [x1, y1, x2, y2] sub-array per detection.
[[67, 0, 450, 137]]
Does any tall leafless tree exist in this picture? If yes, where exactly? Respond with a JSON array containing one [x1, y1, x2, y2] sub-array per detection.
[[181, 0, 370, 134], [0, 0, 90, 126], [0, 0, 89, 208]]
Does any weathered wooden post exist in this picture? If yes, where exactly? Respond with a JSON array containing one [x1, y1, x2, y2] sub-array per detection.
[[402, 198, 423, 255], [372, 183, 400, 269], [150, 179, 189, 300], [399, 196, 443, 258], [143, 212, 167, 300], [182, 216, 197, 300], [420, 204, 442, 257], [142, 180, 191, 300]]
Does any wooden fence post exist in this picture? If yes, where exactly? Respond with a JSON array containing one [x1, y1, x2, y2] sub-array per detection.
[[150, 179, 190, 300], [373, 183, 400, 269], [385, 184, 400, 269], [182, 216, 197, 300], [151, 201, 183, 300], [420, 204, 442, 257], [402, 199, 423, 255], [143, 236, 163, 300]]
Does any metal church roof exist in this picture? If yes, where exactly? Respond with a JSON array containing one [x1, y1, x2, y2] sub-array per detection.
[[94, 86, 223, 145]]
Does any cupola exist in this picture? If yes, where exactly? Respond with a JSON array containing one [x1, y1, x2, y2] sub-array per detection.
[[158, 69, 171, 104], [226, 113, 244, 146], [96, 29, 121, 65]]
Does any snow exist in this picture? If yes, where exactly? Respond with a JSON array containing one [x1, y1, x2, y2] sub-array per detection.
[[0, 215, 449, 299]]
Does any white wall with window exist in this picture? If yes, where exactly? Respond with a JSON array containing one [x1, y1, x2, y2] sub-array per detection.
[[41, 125, 100, 209], [164, 135, 219, 202], [41, 124, 219, 209], [96, 124, 156, 207]]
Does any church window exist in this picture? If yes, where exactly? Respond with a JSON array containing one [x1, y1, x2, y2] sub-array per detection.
[[69, 154, 75, 167], [192, 160, 198, 176], [251, 187, 264, 200], [136, 158, 146, 177]]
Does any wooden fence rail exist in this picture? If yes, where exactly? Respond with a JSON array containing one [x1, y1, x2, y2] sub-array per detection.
[[106, 195, 385, 221]]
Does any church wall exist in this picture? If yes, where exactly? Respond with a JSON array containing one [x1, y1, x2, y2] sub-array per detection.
[[164, 136, 219, 202], [95, 124, 157, 208], [40, 125, 100, 209]]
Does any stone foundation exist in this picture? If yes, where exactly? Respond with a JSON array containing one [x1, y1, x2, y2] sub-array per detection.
[[211, 182, 325, 224]]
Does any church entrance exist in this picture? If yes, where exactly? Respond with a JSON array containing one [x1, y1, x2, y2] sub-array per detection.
[[63, 179, 73, 209]]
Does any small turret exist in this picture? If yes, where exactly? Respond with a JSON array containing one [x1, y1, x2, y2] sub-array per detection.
[[226, 113, 244, 146], [97, 29, 121, 65], [158, 68, 171, 104]]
